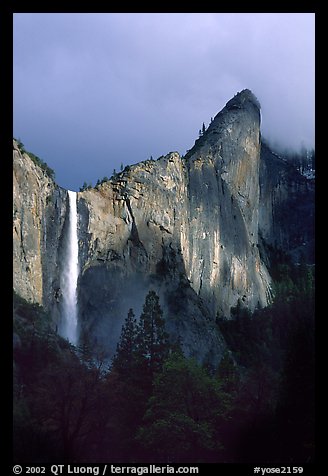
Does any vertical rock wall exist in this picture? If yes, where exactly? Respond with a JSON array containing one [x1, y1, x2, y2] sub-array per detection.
[[13, 140, 68, 321], [13, 89, 314, 365], [75, 90, 272, 362]]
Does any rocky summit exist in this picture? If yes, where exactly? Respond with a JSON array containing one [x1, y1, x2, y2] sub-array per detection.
[[13, 89, 314, 365]]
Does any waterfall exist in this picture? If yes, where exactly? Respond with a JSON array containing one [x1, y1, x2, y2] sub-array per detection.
[[60, 190, 79, 345]]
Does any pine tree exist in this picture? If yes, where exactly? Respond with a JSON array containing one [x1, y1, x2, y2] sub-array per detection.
[[107, 296, 169, 460], [202, 122, 206, 135], [79, 181, 88, 192], [112, 308, 138, 376], [137, 290, 169, 375]]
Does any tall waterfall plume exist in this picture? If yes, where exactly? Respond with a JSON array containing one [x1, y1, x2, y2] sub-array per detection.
[[60, 190, 79, 345]]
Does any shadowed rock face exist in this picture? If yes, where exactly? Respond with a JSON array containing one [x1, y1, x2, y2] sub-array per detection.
[[259, 142, 315, 264], [12, 89, 314, 366]]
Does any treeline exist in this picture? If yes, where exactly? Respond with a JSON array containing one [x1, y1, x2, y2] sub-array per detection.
[[79, 163, 129, 192], [269, 142, 315, 175], [14, 139, 55, 181], [13, 259, 314, 464], [284, 147, 315, 174]]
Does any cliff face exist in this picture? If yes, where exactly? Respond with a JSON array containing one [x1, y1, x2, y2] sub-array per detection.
[[259, 142, 315, 263], [12, 89, 314, 365], [182, 90, 269, 315], [74, 89, 271, 362], [13, 141, 68, 317], [13, 141, 47, 303]]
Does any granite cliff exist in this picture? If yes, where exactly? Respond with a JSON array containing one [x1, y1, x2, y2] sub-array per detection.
[[13, 89, 314, 365], [259, 141, 314, 264]]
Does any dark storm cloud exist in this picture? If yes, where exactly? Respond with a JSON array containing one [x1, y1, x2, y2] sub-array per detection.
[[13, 13, 315, 191]]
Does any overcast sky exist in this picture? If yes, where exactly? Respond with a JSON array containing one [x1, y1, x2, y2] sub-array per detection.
[[13, 13, 315, 191]]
